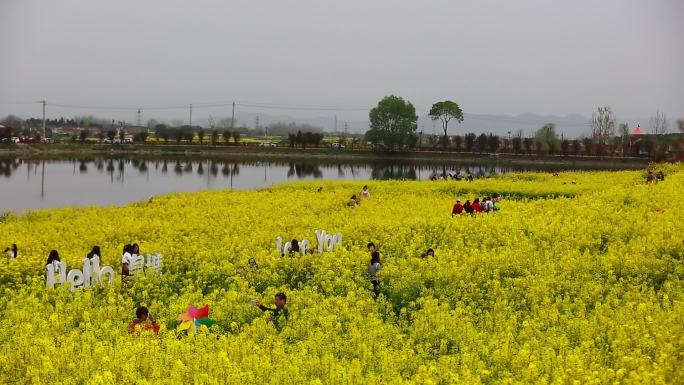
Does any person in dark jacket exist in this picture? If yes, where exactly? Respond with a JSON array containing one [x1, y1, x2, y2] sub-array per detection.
[[253, 293, 289, 329]]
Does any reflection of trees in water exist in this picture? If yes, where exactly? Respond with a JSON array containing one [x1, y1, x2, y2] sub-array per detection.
[[428, 164, 502, 179], [0, 159, 22, 177], [371, 164, 417, 180], [0, 156, 647, 188], [221, 162, 239, 177], [287, 162, 323, 179]]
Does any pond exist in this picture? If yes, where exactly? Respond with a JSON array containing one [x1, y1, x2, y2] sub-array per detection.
[[0, 156, 643, 213]]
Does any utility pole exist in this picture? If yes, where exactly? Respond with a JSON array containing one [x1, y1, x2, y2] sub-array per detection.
[[231, 102, 235, 130], [41, 100, 46, 138], [136, 108, 142, 127], [334, 114, 338, 132], [189, 104, 193, 126]]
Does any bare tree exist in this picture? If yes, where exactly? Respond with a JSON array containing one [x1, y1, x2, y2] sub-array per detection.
[[590, 106, 616, 145], [649, 110, 668, 135], [678, 119, 684, 132]]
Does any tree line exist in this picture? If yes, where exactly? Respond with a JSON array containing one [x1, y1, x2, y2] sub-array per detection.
[[364, 95, 683, 159]]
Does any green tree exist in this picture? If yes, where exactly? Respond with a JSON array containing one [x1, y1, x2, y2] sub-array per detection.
[[428, 100, 463, 148], [366, 95, 418, 151], [535, 123, 560, 153]]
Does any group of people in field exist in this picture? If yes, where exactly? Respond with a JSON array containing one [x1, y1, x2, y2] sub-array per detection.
[[348, 185, 370, 207], [16, 179, 488, 336], [431, 171, 474, 182], [451, 194, 502, 216], [646, 170, 665, 184]]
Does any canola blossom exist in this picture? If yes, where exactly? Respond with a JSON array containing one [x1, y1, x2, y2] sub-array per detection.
[[0, 164, 682, 384]]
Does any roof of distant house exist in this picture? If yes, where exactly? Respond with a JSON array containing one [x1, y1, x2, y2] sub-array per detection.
[[631, 125, 645, 136]]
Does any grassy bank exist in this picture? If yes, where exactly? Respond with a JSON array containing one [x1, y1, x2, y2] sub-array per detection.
[[0, 143, 649, 168]]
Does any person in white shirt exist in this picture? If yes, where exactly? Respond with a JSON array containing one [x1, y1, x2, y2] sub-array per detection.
[[121, 244, 133, 279], [86, 246, 101, 260], [484, 197, 494, 213], [5, 244, 17, 258], [368, 251, 382, 298], [361, 185, 370, 199]]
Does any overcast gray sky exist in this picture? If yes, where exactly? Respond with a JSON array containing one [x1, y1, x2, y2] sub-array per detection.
[[1, 0, 682, 126]]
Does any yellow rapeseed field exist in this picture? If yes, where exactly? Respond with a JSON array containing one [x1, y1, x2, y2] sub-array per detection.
[[0, 164, 682, 384]]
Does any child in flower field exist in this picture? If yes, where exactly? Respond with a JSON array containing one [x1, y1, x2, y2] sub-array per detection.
[[369, 251, 382, 298], [253, 293, 289, 328], [348, 194, 361, 207], [129, 306, 159, 335], [421, 248, 435, 258]]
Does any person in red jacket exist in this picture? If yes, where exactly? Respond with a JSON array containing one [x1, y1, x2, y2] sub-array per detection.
[[472, 198, 482, 213], [129, 306, 160, 335], [452, 199, 464, 216]]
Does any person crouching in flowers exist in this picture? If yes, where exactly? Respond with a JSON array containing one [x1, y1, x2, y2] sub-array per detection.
[[369, 251, 382, 298], [253, 293, 289, 329], [129, 306, 159, 335], [421, 248, 435, 258]]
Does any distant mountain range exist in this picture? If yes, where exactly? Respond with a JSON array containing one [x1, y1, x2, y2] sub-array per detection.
[[220, 111, 613, 138]]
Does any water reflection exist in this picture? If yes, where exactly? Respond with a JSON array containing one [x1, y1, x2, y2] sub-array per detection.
[[0, 156, 645, 213], [287, 163, 322, 179]]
